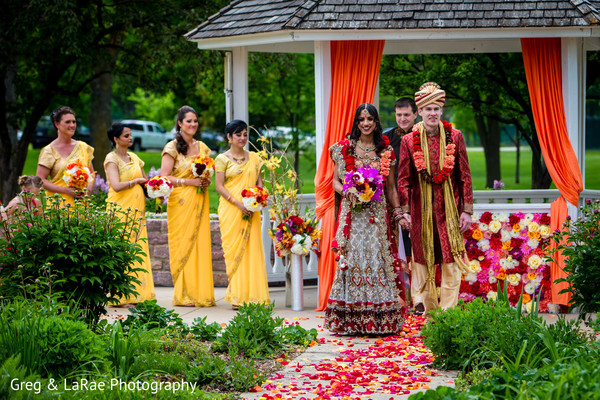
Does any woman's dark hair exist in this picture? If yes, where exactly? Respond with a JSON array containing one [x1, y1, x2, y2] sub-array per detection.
[[175, 105, 197, 155], [107, 123, 126, 147], [348, 103, 385, 153], [224, 120, 248, 141], [50, 106, 76, 130]]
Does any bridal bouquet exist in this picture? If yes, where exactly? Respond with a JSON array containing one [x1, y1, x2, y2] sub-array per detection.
[[269, 213, 321, 257], [63, 161, 93, 192], [241, 186, 269, 219], [190, 156, 215, 193], [342, 165, 384, 210]]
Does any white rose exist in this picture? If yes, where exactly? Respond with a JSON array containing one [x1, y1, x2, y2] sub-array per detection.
[[489, 220, 502, 233], [524, 282, 537, 294], [489, 276, 498, 284], [507, 273, 521, 286], [479, 223, 489, 232], [524, 302, 533, 314], [527, 254, 542, 270], [540, 225, 552, 239], [524, 213, 534, 223], [527, 238, 539, 249], [477, 239, 490, 251], [501, 230, 512, 242], [486, 291, 498, 301], [528, 221, 540, 233], [510, 229, 522, 238], [497, 213, 509, 223], [469, 260, 481, 273]]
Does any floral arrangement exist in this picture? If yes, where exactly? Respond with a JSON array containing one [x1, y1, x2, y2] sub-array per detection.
[[413, 120, 455, 184], [342, 165, 384, 210], [190, 156, 215, 193], [461, 211, 555, 313], [63, 161, 93, 191], [146, 176, 173, 199], [241, 186, 269, 218], [269, 211, 321, 257], [250, 126, 322, 258]]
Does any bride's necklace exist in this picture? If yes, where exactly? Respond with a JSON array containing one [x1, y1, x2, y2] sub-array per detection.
[[230, 151, 246, 164], [357, 140, 376, 152]]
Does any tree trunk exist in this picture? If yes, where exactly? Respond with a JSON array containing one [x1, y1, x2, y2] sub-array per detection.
[[530, 130, 552, 189], [89, 42, 120, 179], [89, 69, 113, 180]]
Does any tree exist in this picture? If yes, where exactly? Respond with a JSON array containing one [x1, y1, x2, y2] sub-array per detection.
[[0, 0, 228, 203], [248, 53, 315, 174]]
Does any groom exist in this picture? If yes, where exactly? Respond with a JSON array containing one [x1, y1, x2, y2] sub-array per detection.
[[397, 82, 473, 315]]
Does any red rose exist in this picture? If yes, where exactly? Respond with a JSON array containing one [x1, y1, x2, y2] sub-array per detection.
[[511, 238, 523, 249], [492, 231, 502, 241], [442, 120, 453, 132], [480, 258, 491, 269], [509, 214, 520, 225], [539, 214, 551, 225], [490, 239, 503, 250], [480, 212, 493, 225]]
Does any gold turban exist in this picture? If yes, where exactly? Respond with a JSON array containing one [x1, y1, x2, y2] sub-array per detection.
[[414, 82, 446, 109]]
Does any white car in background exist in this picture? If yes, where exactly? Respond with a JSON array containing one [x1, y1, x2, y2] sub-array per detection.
[[120, 120, 172, 151]]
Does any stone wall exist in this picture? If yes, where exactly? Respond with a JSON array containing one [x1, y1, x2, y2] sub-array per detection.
[[146, 218, 228, 287]]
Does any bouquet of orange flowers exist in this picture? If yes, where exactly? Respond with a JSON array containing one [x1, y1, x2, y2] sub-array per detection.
[[190, 156, 215, 193], [241, 186, 269, 219], [63, 161, 93, 192]]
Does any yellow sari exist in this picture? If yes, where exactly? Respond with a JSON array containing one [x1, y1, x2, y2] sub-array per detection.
[[38, 141, 94, 204], [162, 140, 215, 306], [104, 151, 156, 305], [215, 152, 270, 306]]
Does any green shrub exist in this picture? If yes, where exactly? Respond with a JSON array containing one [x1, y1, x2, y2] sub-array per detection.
[[122, 300, 188, 335], [186, 352, 263, 392], [278, 323, 318, 347], [549, 199, 600, 318], [212, 303, 284, 358], [0, 194, 146, 326], [190, 316, 222, 341], [0, 304, 106, 378], [0, 355, 57, 400], [105, 321, 159, 380]]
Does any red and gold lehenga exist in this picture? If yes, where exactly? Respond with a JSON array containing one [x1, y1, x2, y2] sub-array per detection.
[[324, 139, 405, 336]]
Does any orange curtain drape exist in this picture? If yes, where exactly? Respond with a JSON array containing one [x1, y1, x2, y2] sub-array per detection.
[[521, 37, 584, 306], [314, 40, 385, 311]]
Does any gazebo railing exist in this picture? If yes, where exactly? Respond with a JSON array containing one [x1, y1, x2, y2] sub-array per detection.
[[261, 190, 600, 282]]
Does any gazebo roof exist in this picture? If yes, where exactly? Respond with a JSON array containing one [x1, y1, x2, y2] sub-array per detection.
[[187, 0, 600, 48]]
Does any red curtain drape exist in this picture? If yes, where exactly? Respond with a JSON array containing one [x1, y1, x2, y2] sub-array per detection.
[[314, 40, 385, 311], [521, 37, 584, 306]]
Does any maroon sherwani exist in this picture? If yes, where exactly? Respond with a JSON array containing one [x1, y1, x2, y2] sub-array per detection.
[[397, 128, 473, 265]]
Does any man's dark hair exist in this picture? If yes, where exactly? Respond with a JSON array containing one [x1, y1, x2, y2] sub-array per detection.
[[394, 97, 417, 114]]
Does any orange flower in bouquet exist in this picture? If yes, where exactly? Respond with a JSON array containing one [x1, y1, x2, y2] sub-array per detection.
[[63, 161, 93, 193]]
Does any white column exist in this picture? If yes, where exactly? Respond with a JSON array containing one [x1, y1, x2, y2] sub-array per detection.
[[231, 46, 249, 124], [314, 41, 331, 166], [561, 37, 586, 214], [224, 52, 233, 123]]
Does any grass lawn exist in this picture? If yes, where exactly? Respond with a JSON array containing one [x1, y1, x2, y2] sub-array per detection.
[[21, 146, 600, 213]]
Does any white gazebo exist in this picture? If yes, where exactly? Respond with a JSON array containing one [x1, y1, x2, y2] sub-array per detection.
[[186, 0, 600, 283]]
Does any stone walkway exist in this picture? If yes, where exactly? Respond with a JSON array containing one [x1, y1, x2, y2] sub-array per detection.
[[106, 286, 458, 399]]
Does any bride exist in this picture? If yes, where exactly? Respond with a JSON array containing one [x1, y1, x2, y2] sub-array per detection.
[[325, 103, 406, 336]]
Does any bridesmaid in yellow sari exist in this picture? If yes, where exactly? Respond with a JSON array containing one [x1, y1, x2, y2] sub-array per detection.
[[104, 123, 156, 306], [36, 106, 95, 204], [215, 120, 270, 309], [161, 106, 214, 307]]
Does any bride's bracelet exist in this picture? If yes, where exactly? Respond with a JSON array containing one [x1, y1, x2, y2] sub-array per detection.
[[392, 208, 403, 221]]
